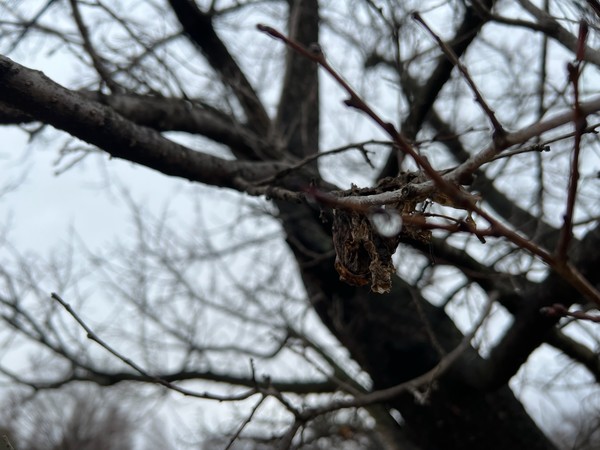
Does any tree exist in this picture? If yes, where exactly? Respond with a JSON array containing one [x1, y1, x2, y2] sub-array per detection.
[[0, 0, 599, 448]]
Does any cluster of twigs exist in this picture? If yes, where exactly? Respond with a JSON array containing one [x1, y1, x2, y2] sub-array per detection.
[[50, 290, 494, 448], [257, 18, 600, 307]]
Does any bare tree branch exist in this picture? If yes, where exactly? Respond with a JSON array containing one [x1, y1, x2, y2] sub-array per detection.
[[413, 12, 506, 142], [476, 224, 600, 390], [546, 329, 600, 382], [68, 0, 120, 92], [0, 55, 289, 191], [167, 0, 270, 134]]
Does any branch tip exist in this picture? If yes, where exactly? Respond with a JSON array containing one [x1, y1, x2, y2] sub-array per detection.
[[256, 24, 279, 39]]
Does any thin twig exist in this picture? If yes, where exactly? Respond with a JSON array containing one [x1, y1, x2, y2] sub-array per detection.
[[287, 326, 367, 396], [490, 143, 550, 161], [556, 21, 588, 261], [413, 13, 506, 142], [277, 419, 304, 450], [490, 120, 600, 162], [223, 394, 267, 450], [254, 140, 389, 186], [50, 292, 259, 401]]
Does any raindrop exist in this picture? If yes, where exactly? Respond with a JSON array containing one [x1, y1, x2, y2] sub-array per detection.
[[369, 207, 402, 237]]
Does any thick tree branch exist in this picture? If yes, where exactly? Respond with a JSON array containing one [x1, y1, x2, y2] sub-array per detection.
[[0, 55, 287, 191], [2, 92, 272, 160], [79, 92, 270, 160], [274, 0, 320, 160], [167, 0, 270, 134], [0, 101, 34, 124]]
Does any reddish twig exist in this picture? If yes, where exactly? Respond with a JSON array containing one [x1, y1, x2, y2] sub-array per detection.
[[257, 24, 396, 137], [556, 20, 588, 261], [257, 24, 476, 213], [413, 13, 506, 143], [541, 303, 600, 323]]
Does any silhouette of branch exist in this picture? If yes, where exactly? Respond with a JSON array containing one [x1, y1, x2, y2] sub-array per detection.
[[475, 0, 600, 67], [169, 0, 269, 133], [269, 295, 494, 431], [254, 140, 386, 186], [224, 380, 267, 450], [413, 13, 506, 143], [7, 0, 58, 52], [547, 330, 600, 380], [587, 0, 600, 18], [556, 21, 588, 261], [378, 0, 496, 176], [68, 0, 120, 92], [50, 292, 260, 401]]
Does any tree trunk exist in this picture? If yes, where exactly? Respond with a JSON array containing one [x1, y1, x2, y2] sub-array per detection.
[[277, 201, 557, 449]]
